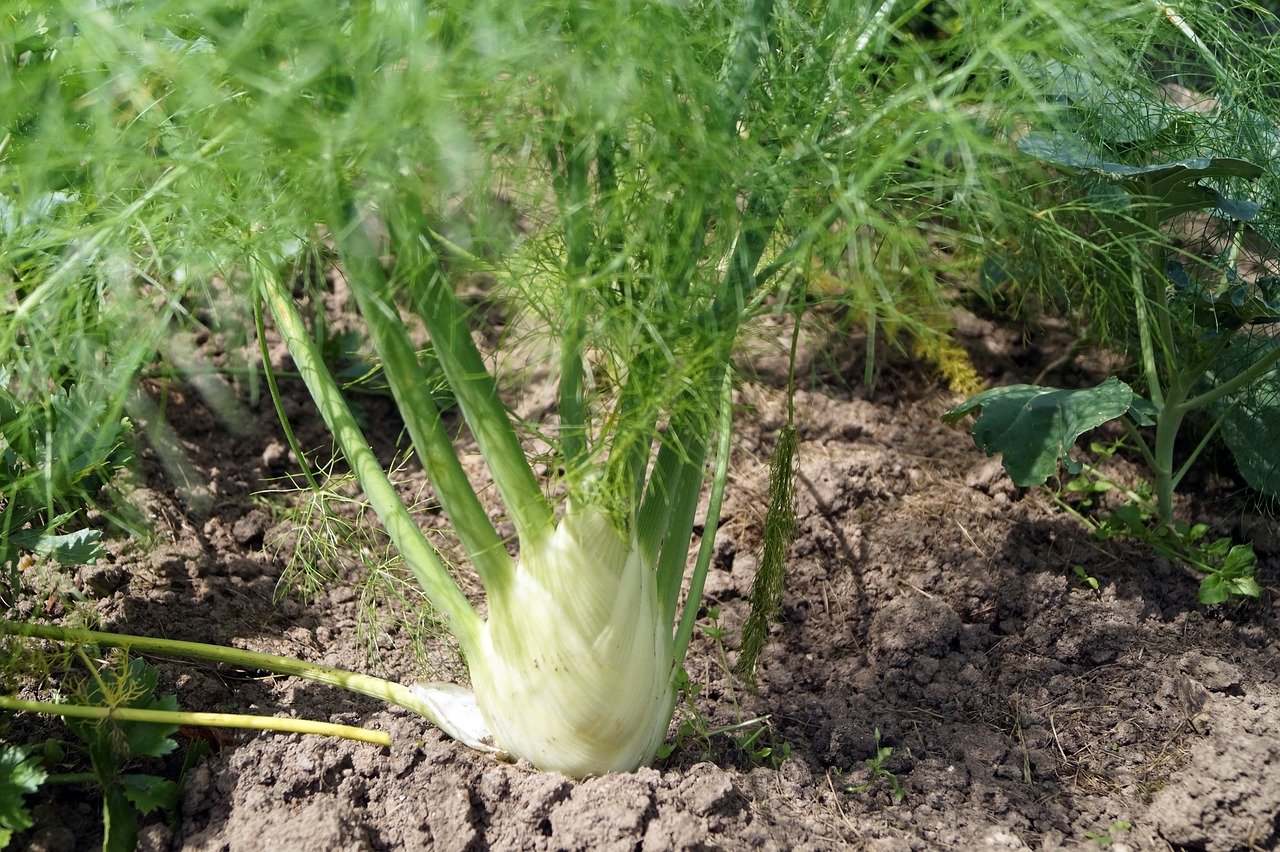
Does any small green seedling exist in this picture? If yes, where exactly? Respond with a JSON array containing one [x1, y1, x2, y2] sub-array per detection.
[[1084, 819, 1133, 847], [846, 729, 906, 803], [0, 373, 133, 577], [734, 721, 792, 770], [1072, 565, 1101, 592], [1050, 449, 1260, 603]]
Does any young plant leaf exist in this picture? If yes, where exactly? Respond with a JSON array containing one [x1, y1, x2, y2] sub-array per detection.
[[9, 526, 104, 565], [117, 774, 180, 817], [102, 784, 139, 852], [943, 377, 1137, 486], [0, 745, 46, 849], [1198, 544, 1262, 605], [66, 658, 181, 763]]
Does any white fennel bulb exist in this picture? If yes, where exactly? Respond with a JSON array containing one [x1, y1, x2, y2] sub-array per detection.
[[469, 505, 675, 778]]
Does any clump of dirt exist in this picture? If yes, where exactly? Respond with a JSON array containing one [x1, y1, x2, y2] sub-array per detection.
[[8, 308, 1278, 851]]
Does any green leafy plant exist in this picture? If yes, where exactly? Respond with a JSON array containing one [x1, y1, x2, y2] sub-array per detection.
[[846, 729, 906, 804], [0, 375, 131, 576], [61, 656, 183, 852], [1052, 448, 1260, 602], [1072, 564, 1102, 592], [0, 744, 45, 849], [946, 15, 1280, 600], [1084, 818, 1133, 847], [0, 649, 393, 850]]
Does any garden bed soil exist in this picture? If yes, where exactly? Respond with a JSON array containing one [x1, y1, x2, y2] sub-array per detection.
[[16, 308, 1280, 851]]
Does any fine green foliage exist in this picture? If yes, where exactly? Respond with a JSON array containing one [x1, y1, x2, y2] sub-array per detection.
[[736, 423, 797, 684], [0, 373, 132, 572], [1208, 334, 1280, 496], [0, 744, 45, 849]]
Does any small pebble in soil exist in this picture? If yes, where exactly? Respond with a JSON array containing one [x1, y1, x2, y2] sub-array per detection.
[[261, 441, 288, 470]]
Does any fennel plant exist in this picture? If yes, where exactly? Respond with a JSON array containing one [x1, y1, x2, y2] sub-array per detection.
[[0, 0, 1163, 776]]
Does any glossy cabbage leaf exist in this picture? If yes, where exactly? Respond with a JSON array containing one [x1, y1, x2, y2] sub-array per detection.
[[1017, 131, 1261, 222], [944, 377, 1140, 486], [1025, 60, 1180, 144], [1208, 333, 1280, 500]]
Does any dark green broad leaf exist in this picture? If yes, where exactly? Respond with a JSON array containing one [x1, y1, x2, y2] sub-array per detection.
[[1207, 333, 1280, 500], [1171, 263, 1280, 331], [0, 745, 47, 849], [1027, 60, 1178, 144], [1018, 132, 1261, 222], [9, 525, 104, 565], [1019, 131, 1261, 183], [943, 377, 1139, 486], [118, 774, 180, 817], [103, 784, 139, 852]]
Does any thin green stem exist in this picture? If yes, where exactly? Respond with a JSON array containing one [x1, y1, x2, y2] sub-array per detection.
[[1131, 255, 1165, 408], [1171, 402, 1231, 491], [255, 257, 482, 652], [0, 621, 458, 735], [1180, 340, 1280, 412], [1119, 417, 1159, 471], [253, 292, 320, 492], [44, 773, 99, 786], [671, 370, 735, 671], [329, 203, 514, 596], [0, 696, 391, 746], [1151, 390, 1188, 527], [1154, 2, 1232, 84]]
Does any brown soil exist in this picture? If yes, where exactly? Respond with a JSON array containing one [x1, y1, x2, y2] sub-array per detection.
[[10, 307, 1280, 852]]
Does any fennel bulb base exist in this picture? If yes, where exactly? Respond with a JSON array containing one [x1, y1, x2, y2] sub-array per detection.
[[469, 506, 676, 778]]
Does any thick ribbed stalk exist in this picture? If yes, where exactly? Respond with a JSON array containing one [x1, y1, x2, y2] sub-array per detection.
[[329, 203, 514, 596], [671, 370, 736, 671], [554, 133, 594, 482], [390, 211, 555, 551], [255, 257, 482, 653]]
